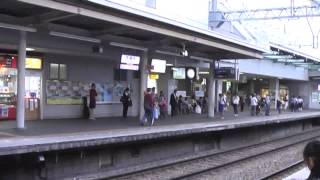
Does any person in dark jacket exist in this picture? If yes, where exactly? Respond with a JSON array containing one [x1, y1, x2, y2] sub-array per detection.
[[121, 88, 131, 118], [239, 96, 245, 112], [144, 88, 153, 125], [303, 140, 320, 179], [170, 89, 178, 116], [89, 83, 97, 120]]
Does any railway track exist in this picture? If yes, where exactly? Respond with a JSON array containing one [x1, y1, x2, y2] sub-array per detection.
[[109, 128, 320, 180], [260, 160, 305, 180]]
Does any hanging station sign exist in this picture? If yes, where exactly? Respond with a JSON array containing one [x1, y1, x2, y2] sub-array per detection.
[[26, 58, 42, 69], [149, 74, 159, 80]]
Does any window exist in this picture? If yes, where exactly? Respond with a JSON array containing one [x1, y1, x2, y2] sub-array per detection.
[[50, 63, 68, 80], [59, 64, 67, 80]]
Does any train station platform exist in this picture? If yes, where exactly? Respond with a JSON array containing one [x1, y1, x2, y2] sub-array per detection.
[[0, 110, 319, 156]]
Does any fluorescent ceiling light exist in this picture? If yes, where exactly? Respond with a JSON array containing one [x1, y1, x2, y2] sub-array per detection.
[[166, 63, 174, 66], [198, 71, 210, 74], [292, 62, 313, 65], [277, 59, 305, 62], [0, 22, 36, 32], [26, 48, 35, 51], [155, 50, 183, 57], [49, 31, 101, 43], [264, 55, 293, 59], [110, 42, 147, 51]]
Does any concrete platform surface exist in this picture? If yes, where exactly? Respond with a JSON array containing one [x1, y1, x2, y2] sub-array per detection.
[[0, 110, 319, 156]]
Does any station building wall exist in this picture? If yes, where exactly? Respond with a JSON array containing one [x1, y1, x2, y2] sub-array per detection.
[[0, 28, 141, 119], [42, 54, 140, 119]]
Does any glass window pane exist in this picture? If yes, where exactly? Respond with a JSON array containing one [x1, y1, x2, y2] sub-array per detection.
[[59, 64, 67, 80], [49, 63, 59, 79]]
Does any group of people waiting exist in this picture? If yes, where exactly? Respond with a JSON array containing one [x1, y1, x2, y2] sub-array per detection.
[[170, 89, 208, 116], [87, 83, 305, 123], [218, 93, 304, 119], [143, 87, 168, 126]]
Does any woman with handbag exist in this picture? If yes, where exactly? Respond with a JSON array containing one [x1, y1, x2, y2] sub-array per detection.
[[121, 88, 132, 118], [158, 91, 167, 119]]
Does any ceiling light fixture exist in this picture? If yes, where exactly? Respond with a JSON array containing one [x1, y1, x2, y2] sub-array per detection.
[[26, 48, 35, 51], [0, 22, 36, 32], [109, 42, 147, 51], [198, 71, 210, 74], [49, 31, 101, 43], [155, 50, 183, 57]]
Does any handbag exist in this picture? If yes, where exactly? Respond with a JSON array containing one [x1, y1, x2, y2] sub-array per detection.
[[128, 99, 132, 106], [195, 105, 202, 114]]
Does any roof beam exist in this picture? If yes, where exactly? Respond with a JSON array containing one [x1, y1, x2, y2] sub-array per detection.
[[0, 22, 36, 32], [17, 0, 265, 59], [21, 11, 76, 25]]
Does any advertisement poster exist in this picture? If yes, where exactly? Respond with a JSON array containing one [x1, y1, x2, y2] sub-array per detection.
[[46, 80, 129, 105]]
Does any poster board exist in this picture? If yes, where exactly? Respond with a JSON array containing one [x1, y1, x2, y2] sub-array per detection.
[[46, 80, 130, 105]]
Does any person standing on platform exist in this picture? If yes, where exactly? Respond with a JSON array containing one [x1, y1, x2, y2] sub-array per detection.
[[250, 94, 258, 116], [297, 96, 304, 111], [289, 96, 295, 112], [265, 95, 271, 116], [158, 90, 167, 119], [232, 93, 240, 117], [151, 87, 157, 125], [293, 96, 298, 112], [170, 89, 178, 116], [144, 88, 153, 125], [283, 94, 289, 111], [303, 140, 320, 179], [121, 88, 131, 118], [276, 97, 282, 114], [239, 96, 245, 112], [218, 93, 226, 119], [89, 83, 97, 120]]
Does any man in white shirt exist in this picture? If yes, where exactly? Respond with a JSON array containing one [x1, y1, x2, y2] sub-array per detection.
[[232, 93, 240, 117], [250, 94, 258, 116]]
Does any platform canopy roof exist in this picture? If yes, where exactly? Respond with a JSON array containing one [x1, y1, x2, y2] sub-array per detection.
[[0, 0, 267, 60], [264, 42, 320, 70]]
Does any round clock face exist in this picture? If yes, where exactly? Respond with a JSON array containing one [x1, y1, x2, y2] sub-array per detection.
[[187, 68, 195, 79]]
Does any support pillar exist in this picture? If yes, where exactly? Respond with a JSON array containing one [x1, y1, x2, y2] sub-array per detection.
[[17, 31, 26, 129], [139, 51, 148, 120], [269, 78, 280, 109], [208, 62, 215, 118], [249, 80, 255, 94], [215, 80, 223, 110]]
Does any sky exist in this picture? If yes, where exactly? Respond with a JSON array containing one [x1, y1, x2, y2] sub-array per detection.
[[218, 0, 320, 57]]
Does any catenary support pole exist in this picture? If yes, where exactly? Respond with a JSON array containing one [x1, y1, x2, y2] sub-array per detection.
[[17, 31, 26, 129], [208, 61, 216, 118], [139, 51, 148, 120]]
